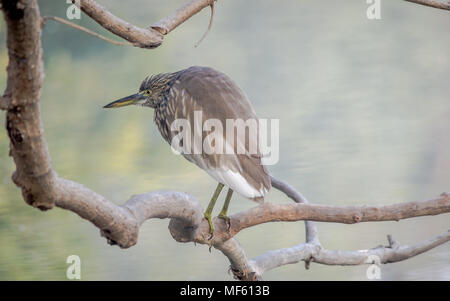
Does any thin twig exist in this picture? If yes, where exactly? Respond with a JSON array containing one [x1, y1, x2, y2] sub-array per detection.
[[76, 0, 162, 48], [151, 0, 215, 35], [42, 16, 131, 46], [195, 1, 215, 48]]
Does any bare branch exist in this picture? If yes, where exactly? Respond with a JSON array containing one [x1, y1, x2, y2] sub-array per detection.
[[56, 180, 201, 247], [72, 0, 216, 49], [249, 231, 450, 277], [53, 176, 450, 248], [404, 0, 450, 10], [214, 238, 261, 281], [2, 0, 57, 210], [317, 231, 450, 265], [269, 176, 321, 271], [271, 176, 320, 244], [52, 181, 450, 279], [201, 193, 450, 243], [74, 0, 162, 48], [151, 0, 215, 35], [250, 243, 319, 276], [42, 16, 131, 46]]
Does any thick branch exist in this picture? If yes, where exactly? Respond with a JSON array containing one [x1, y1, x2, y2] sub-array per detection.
[[2, 0, 58, 210], [198, 193, 450, 243], [74, 0, 162, 48], [214, 238, 261, 281], [56, 179, 201, 247], [52, 178, 450, 248], [52, 180, 450, 279]]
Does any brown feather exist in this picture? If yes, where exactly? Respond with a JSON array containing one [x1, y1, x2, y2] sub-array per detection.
[[154, 66, 271, 201]]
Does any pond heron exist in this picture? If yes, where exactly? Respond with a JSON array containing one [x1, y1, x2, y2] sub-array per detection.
[[104, 66, 271, 234]]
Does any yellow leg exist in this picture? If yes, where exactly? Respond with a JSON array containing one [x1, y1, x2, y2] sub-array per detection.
[[204, 183, 224, 235], [218, 189, 233, 229]]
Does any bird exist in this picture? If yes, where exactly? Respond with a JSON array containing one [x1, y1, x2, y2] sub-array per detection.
[[103, 66, 271, 234]]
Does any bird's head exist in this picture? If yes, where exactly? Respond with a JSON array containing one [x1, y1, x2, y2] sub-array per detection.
[[103, 72, 176, 109]]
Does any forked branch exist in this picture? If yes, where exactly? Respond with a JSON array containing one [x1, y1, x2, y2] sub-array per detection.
[[46, 0, 216, 48]]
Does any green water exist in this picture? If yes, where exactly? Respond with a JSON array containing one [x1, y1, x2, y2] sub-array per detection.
[[0, 0, 449, 280]]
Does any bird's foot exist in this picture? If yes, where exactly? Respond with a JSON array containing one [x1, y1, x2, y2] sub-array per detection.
[[204, 212, 215, 240], [218, 213, 231, 230]]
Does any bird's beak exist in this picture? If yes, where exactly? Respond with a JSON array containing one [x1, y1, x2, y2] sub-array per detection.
[[103, 92, 146, 108]]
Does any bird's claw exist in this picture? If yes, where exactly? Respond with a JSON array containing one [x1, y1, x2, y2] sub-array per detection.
[[218, 214, 231, 230]]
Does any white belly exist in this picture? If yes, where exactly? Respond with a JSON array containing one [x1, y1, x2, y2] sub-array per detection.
[[204, 168, 268, 199]]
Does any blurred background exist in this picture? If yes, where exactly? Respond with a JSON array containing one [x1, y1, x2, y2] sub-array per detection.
[[0, 0, 449, 280]]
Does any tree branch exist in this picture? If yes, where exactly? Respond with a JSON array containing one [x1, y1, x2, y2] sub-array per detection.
[[2, 0, 57, 211], [71, 0, 215, 49], [151, 0, 215, 35], [315, 232, 450, 265], [269, 176, 321, 272], [404, 0, 450, 10], [271, 176, 320, 244], [52, 176, 450, 248], [214, 238, 262, 281], [42, 16, 131, 46], [200, 192, 450, 244], [249, 231, 450, 277], [52, 178, 450, 280], [73, 0, 161, 48]]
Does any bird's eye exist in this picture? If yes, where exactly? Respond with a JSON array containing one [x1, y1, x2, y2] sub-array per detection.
[[147, 90, 152, 95]]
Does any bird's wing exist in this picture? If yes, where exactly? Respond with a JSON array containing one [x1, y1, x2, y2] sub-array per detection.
[[164, 66, 271, 200]]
